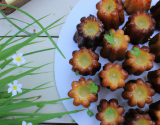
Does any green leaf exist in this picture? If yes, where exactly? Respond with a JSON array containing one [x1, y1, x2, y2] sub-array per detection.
[[72, 120, 76, 122], [0, 59, 12, 69], [104, 30, 115, 45], [105, 108, 116, 116], [130, 47, 140, 56], [87, 81, 98, 94], [87, 109, 94, 117], [75, 71, 80, 76], [0, 30, 11, 41], [70, 6, 72, 10]]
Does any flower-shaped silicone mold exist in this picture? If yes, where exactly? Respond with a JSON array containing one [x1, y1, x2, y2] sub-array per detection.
[[68, 77, 100, 108], [122, 78, 155, 108], [96, 0, 124, 30], [123, 11, 155, 44], [149, 100, 160, 125], [74, 14, 105, 50], [99, 63, 128, 91], [100, 29, 130, 62], [150, 1, 160, 30], [124, 0, 151, 15], [149, 33, 160, 62], [69, 47, 101, 76], [124, 108, 156, 125], [147, 69, 160, 93], [96, 99, 125, 125], [122, 45, 155, 76]]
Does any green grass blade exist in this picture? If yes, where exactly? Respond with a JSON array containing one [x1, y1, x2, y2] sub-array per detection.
[[23, 48, 55, 56], [0, 61, 33, 78], [0, 63, 52, 88], [0, 14, 51, 51], [26, 40, 44, 46], [7, 37, 26, 45], [0, 4, 65, 58], [0, 11, 32, 36], [0, 59, 12, 69], [0, 30, 11, 41]]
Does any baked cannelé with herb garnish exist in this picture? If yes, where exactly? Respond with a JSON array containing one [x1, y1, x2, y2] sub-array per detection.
[[69, 47, 101, 76], [73, 14, 105, 50], [147, 69, 160, 93], [100, 29, 130, 62], [99, 63, 128, 91], [150, 1, 160, 30], [96, 99, 125, 125], [96, 0, 124, 30], [122, 78, 155, 108], [149, 33, 160, 62], [124, 0, 152, 15], [123, 11, 156, 44], [149, 100, 160, 125], [122, 45, 155, 76], [68, 77, 100, 108], [124, 108, 156, 125]]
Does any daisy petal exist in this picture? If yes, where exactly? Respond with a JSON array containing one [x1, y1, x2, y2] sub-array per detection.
[[17, 84, 23, 88], [12, 54, 17, 59], [22, 121, 27, 125], [27, 123, 32, 125], [21, 59, 26, 64], [17, 62, 21, 66], [13, 80, 18, 86], [17, 88, 22, 93], [8, 83, 13, 87], [12, 59, 18, 64], [12, 90, 17, 96], [18, 53, 23, 57], [8, 87, 13, 93]]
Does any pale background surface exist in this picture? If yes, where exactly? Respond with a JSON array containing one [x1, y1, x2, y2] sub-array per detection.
[[0, 0, 79, 123]]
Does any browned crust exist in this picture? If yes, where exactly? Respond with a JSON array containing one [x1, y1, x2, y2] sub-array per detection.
[[150, 1, 160, 30], [74, 14, 105, 50], [68, 77, 100, 108], [100, 29, 130, 62], [123, 11, 156, 44], [124, 0, 151, 15], [149, 100, 160, 125], [96, 0, 124, 30], [99, 62, 128, 91], [147, 69, 160, 93], [149, 33, 160, 62], [122, 78, 155, 108], [122, 45, 155, 76], [69, 47, 101, 76], [96, 99, 125, 125], [124, 108, 156, 125]]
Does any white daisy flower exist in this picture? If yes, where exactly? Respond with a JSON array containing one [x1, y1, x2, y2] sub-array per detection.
[[12, 53, 26, 66], [22, 121, 32, 125], [8, 80, 23, 96]]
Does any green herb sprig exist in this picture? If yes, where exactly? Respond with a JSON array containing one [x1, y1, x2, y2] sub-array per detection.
[[105, 108, 116, 116], [130, 47, 140, 56], [75, 71, 80, 76], [87, 109, 94, 117], [87, 81, 98, 94], [104, 30, 115, 45]]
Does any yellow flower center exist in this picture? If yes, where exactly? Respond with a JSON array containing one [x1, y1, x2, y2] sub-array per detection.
[[16, 56, 22, 62], [13, 86, 17, 90]]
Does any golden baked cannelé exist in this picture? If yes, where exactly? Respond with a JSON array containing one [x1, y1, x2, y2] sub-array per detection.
[[68, 77, 100, 108], [150, 1, 160, 30], [147, 69, 160, 93], [96, 0, 124, 30], [149, 100, 160, 125], [69, 47, 101, 76], [149, 33, 160, 62], [123, 11, 156, 44], [74, 14, 105, 50], [122, 45, 155, 76], [124, 108, 156, 125], [100, 29, 130, 62], [122, 78, 155, 108], [124, 0, 152, 15], [99, 63, 128, 91], [96, 99, 125, 125]]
